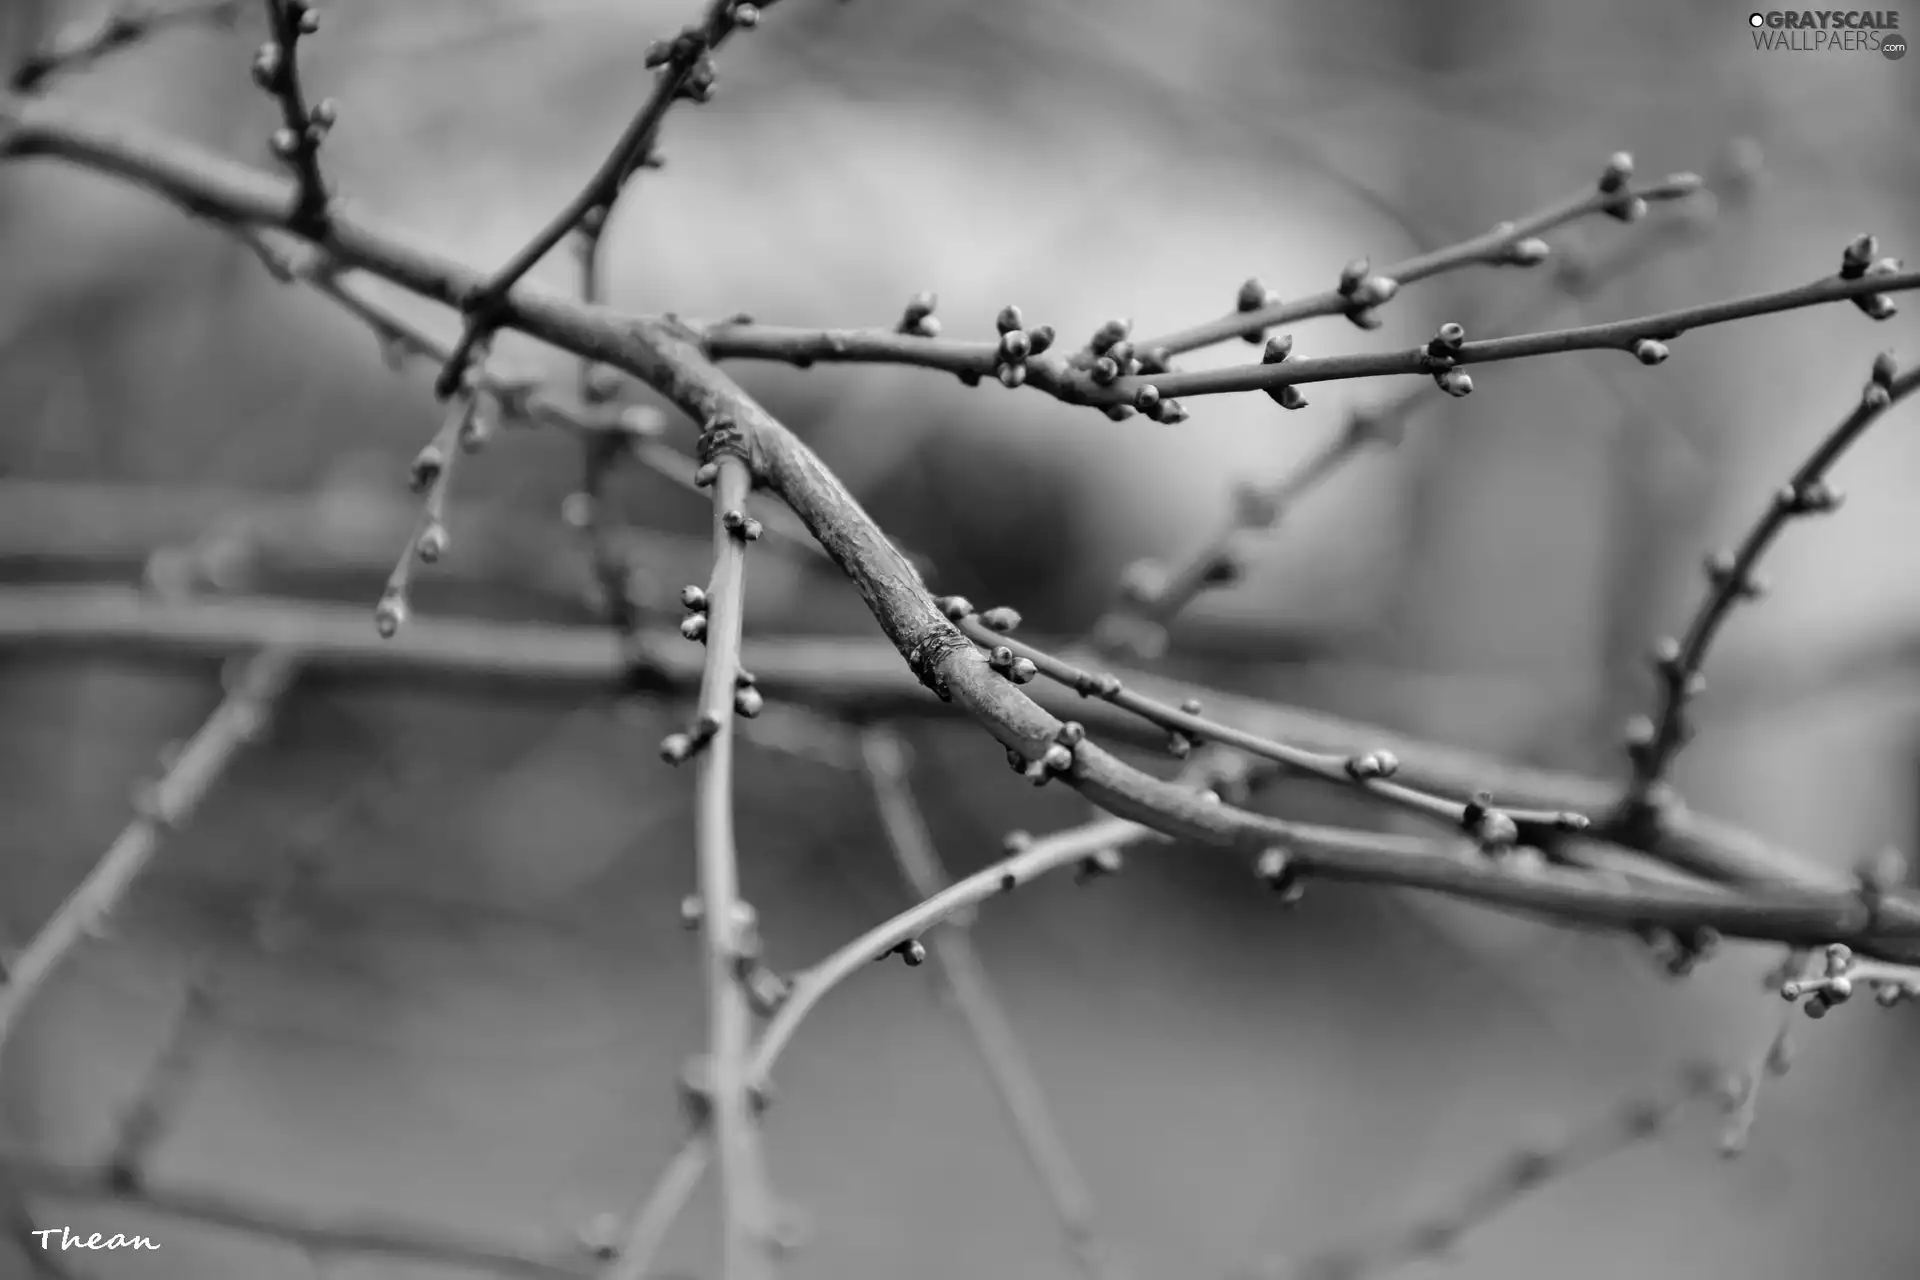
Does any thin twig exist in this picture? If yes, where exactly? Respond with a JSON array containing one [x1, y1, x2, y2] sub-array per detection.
[[10, 0, 241, 93], [0, 475, 708, 608], [1083, 416, 1388, 660], [700, 165, 1702, 388], [255, 0, 328, 232], [1237, 1062, 1723, 1280], [8, 585, 1920, 961], [100, 955, 219, 1188], [599, 1136, 711, 1280], [1624, 356, 1920, 803], [434, 0, 747, 397], [861, 729, 1123, 1280], [0, 645, 301, 1053], [678, 450, 776, 1279], [1137, 160, 1699, 358], [1084, 166, 1753, 659], [229, 227, 828, 563], [1718, 993, 1798, 1158], [624, 807, 1192, 1270], [698, 253, 1913, 413], [6, 97, 1920, 935], [953, 607, 1588, 848], [99, 830, 316, 1189], [376, 373, 487, 636]]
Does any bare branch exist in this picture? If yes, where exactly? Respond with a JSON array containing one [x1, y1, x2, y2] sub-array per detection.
[[1085, 161, 1759, 660], [669, 449, 778, 1279], [599, 1138, 710, 1280], [861, 730, 1123, 1280], [949, 605, 1588, 849], [1138, 155, 1698, 358], [7, 91, 1920, 950], [1625, 356, 1920, 802], [252, 0, 328, 232], [229, 227, 833, 566], [1238, 1062, 1723, 1280], [0, 645, 300, 1054], [699, 250, 1912, 416], [6, 585, 1920, 963], [433, 0, 752, 396], [10, 0, 240, 93]]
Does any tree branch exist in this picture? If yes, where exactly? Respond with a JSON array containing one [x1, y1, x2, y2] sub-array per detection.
[[860, 730, 1122, 1280], [0, 645, 299, 1054], [671, 451, 776, 1279], [1237, 1062, 1722, 1280], [9, 0, 240, 94], [1625, 357, 1920, 801], [4, 95, 1919, 956]]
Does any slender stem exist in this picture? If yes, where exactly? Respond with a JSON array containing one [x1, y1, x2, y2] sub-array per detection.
[[692, 454, 773, 1279], [600, 1138, 711, 1280], [435, 0, 740, 395], [1137, 171, 1701, 358], [10, 1, 242, 94], [0, 584, 1911, 938], [4, 96, 1918, 938], [861, 730, 1123, 1280], [0, 646, 300, 1053], [1236, 1063, 1721, 1280], [960, 613, 1585, 845], [1114, 271, 1919, 403], [1627, 361, 1920, 799], [1083, 173, 1746, 657], [260, 0, 328, 232]]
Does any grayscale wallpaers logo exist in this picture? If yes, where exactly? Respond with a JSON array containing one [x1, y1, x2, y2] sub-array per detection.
[[1748, 10, 1906, 57]]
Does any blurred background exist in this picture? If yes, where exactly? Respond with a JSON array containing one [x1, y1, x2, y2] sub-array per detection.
[[3, 0, 1920, 1277]]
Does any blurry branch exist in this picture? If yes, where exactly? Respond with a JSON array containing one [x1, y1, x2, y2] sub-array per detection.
[[600, 1138, 709, 1280], [1237, 1062, 1723, 1280], [0, 474, 708, 610], [1083, 413, 1387, 661], [231, 226, 834, 568], [9, 0, 240, 93], [100, 953, 218, 1188], [9, 583, 1920, 959], [99, 826, 316, 1191], [571, 149, 642, 633], [0, 645, 299, 1054], [1718, 988, 1800, 1158], [2, 1156, 595, 1279], [616, 797, 1201, 1277], [860, 729, 1121, 1280]]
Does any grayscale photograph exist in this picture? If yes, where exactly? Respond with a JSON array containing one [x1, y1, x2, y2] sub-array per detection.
[[0, 2, 1916, 1278]]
